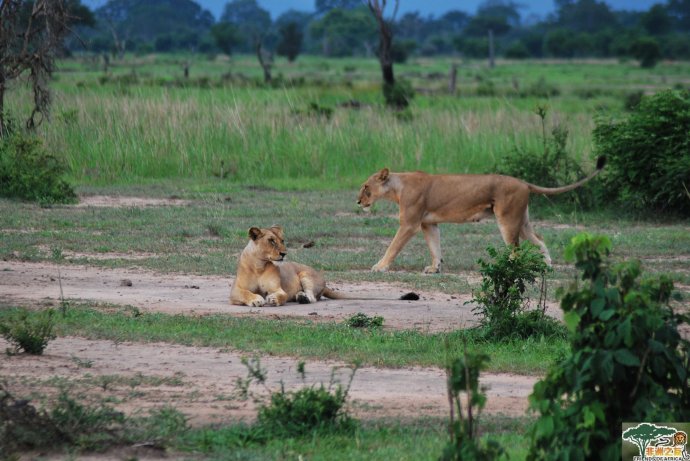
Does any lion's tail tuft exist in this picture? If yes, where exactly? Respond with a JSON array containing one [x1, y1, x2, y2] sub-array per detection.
[[400, 292, 420, 301]]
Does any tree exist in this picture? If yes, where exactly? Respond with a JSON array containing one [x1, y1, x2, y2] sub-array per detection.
[[0, 0, 74, 134], [555, 0, 617, 33], [668, 0, 690, 30], [630, 36, 662, 68], [309, 7, 377, 56], [623, 424, 676, 459], [93, 0, 213, 55], [211, 22, 241, 56], [220, 0, 272, 81], [276, 22, 303, 62], [640, 4, 672, 35], [315, 0, 360, 13], [367, 0, 412, 109]]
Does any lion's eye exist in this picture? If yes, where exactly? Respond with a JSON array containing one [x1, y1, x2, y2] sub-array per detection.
[[269, 239, 276, 246]]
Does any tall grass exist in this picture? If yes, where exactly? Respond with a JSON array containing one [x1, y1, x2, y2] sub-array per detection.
[[6, 55, 685, 188]]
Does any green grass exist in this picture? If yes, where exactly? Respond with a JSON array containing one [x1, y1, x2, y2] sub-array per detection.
[[0, 305, 567, 374], [5, 55, 689, 186], [178, 416, 532, 460], [2, 186, 689, 295]]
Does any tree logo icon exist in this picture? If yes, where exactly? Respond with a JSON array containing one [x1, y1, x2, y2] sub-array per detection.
[[622, 423, 689, 460]]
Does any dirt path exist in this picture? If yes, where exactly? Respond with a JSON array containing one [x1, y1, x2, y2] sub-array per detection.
[[1, 260, 545, 425], [0, 261, 561, 332], [1, 337, 538, 425]]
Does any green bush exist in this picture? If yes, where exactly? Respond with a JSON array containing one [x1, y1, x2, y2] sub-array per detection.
[[383, 78, 414, 109], [234, 358, 357, 441], [469, 243, 563, 341], [528, 233, 690, 461], [257, 384, 355, 438], [0, 308, 56, 355], [346, 312, 384, 328], [0, 132, 77, 205], [629, 36, 661, 68], [499, 106, 596, 208], [593, 90, 690, 215]]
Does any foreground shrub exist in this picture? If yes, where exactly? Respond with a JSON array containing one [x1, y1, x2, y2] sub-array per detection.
[[0, 308, 56, 354], [235, 358, 357, 441], [0, 131, 77, 204], [0, 383, 187, 455], [440, 349, 505, 460], [469, 243, 564, 341], [593, 90, 690, 216], [528, 233, 689, 461]]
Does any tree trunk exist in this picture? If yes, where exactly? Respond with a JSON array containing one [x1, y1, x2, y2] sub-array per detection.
[[488, 29, 495, 69], [0, 72, 5, 137], [448, 64, 458, 94], [255, 40, 272, 83]]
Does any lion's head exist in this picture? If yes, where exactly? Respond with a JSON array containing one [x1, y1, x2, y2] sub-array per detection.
[[357, 168, 390, 210], [248, 226, 287, 262]]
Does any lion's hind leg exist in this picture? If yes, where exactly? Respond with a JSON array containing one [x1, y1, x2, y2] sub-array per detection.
[[295, 271, 322, 304], [519, 210, 552, 266]]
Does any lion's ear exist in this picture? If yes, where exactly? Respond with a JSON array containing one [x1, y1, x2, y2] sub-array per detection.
[[249, 227, 263, 241], [377, 168, 390, 182], [269, 226, 284, 239]]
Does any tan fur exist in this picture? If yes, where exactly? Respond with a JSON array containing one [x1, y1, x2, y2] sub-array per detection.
[[357, 161, 605, 273], [230, 226, 417, 306]]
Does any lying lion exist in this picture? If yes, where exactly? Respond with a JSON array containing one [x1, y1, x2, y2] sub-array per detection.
[[230, 226, 418, 306], [357, 157, 606, 272]]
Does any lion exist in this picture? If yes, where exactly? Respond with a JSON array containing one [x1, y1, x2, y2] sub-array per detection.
[[357, 157, 606, 273], [230, 226, 418, 306]]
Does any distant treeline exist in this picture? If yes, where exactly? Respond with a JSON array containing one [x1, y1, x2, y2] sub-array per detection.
[[68, 0, 690, 64]]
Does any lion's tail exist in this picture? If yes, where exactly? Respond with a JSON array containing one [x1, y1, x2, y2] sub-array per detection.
[[526, 156, 606, 196], [322, 288, 419, 301]]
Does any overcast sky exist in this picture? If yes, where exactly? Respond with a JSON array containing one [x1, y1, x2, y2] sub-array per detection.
[[84, 0, 660, 20]]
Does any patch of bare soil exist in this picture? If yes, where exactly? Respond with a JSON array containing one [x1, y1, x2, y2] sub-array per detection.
[[0, 260, 545, 437], [1, 337, 538, 427], [0, 261, 563, 332], [73, 195, 194, 208]]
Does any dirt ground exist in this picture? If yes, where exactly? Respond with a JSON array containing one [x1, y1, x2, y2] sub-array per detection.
[[1, 195, 547, 433], [0, 260, 542, 423]]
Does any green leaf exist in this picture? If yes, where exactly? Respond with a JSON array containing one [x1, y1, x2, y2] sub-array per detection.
[[590, 297, 605, 317], [564, 311, 581, 333], [535, 415, 554, 438], [599, 309, 615, 321], [614, 349, 641, 367]]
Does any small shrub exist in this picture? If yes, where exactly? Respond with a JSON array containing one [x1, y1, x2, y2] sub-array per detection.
[[623, 90, 644, 111], [594, 89, 690, 215], [468, 243, 561, 341], [0, 308, 56, 355], [234, 357, 357, 441], [630, 36, 661, 68], [504, 41, 530, 59], [383, 78, 414, 109], [0, 131, 77, 205], [528, 233, 690, 461], [440, 348, 505, 461], [521, 77, 560, 98], [346, 312, 384, 329]]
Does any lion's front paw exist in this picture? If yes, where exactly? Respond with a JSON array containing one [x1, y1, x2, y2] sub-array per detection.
[[249, 296, 265, 307], [423, 265, 440, 274], [371, 262, 389, 272], [265, 293, 284, 306]]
